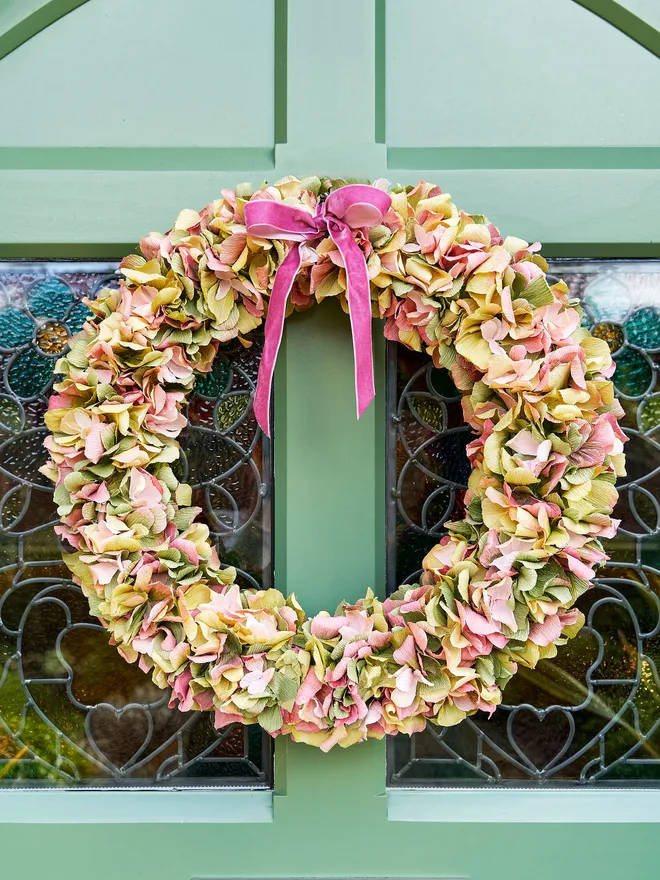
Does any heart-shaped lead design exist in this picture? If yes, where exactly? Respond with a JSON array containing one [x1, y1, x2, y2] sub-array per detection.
[[509, 707, 575, 774], [42, 178, 626, 751], [86, 704, 152, 773]]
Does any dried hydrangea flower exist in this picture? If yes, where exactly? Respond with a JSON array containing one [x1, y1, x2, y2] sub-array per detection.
[[42, 179, 626, 750]]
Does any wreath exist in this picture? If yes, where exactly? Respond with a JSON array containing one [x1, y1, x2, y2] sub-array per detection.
[[41, 177, 626, 751]]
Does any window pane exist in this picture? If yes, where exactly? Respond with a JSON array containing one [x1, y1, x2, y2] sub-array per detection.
[[387, 259, 660, 787], [0, 262, 272, 788]]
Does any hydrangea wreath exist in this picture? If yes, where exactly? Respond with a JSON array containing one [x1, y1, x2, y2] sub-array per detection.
[[42, 177, 627, 751]]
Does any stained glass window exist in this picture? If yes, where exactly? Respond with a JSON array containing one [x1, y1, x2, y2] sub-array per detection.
[[0, 262, 272, 788], [387, 260, 660, 787]]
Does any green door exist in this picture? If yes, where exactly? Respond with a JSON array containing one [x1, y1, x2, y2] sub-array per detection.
[[1, 1, 660, 878]]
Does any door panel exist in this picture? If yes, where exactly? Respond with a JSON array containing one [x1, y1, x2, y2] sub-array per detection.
[[386, 0, 660, 148], [0, 0, 276, 150]]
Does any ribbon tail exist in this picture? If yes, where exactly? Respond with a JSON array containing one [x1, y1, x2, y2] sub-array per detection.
[[253, 244, 303, 436], [330, 224, 375, 421]]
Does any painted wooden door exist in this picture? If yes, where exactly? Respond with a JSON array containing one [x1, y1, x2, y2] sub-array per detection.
[[0, 2, 660, 879]]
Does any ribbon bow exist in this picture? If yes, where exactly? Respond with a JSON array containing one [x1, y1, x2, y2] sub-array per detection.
[[244, 184, 392, 436]]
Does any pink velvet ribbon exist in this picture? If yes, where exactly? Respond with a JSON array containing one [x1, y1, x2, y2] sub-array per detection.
[[244, 185, 392, 436]]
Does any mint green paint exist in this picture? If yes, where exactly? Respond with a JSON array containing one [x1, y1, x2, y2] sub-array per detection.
[[0, 147, 276, 171], [0, 0, 90, 62], [3, 0, 660, 71], [275, 306, 385, 617], [388, 788, 660, 823], [3, 167, 659, 246], [1, 1, 660, 878], [573, 0, 660, 57], [388, 147, 660, 170], [0, 0, 276, 150], [385, 1, 660, 149], [4, 142, 660, 173], [0, 789, 274, 824]]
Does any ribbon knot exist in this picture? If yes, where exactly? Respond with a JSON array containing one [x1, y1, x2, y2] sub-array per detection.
[[244, 184, 392, 436]]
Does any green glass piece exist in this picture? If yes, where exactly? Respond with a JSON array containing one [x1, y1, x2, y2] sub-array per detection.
[[613, 348, 652, 397], [410, 395, 444, 431], [639, 396, 660, 433], [0, 309, 34, 348], [28, 278, 74, 321], [0, 395, 25, 432], [8, 348, 54, 398], [195, 358, 231, 398], [66, 301, 91, 335], [625, 307, 660, 350], [592, 321, 624, 354], [216, 394, 250, 431]]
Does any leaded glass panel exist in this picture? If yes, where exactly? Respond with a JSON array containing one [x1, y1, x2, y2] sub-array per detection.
[[387, 259, 660, 787], [0, 262, 272, 788]]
